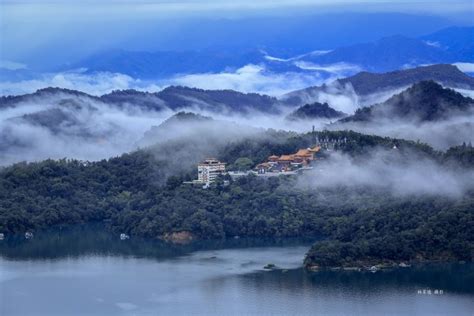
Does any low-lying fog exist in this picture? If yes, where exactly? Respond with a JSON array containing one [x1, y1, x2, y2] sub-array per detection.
[[326, 114, 474, 150], [0, 96, 173, 165], [0, 80, 473, 167], [298, 149, 474, 197]]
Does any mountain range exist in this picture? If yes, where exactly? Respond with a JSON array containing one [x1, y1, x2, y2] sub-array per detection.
[[327, 80, 474, 150], [70, 50, 267, 79], [60, 27, 474, 80], [284, 64, 474, 107], [1, 64, 474, 165], [1, 86, 281, 115], [2, 65, 473, 130], [298, 27, 474, 73], [5, 12, 457, 73]]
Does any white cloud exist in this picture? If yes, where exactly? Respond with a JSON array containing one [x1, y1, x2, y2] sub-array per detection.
[[169, 64, 333, 96], [263, 50, 332, 62], [0, 60, 27, 70], [424, 40, 441, 48], [453, 62, 474, 73], [332, 113, 474, 150], [0, 65, 348, 97], [294, 61, 362, 74], [300, 149, 474, 197], [0, 71, 165, 96]]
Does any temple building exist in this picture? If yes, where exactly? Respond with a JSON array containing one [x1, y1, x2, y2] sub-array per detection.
[[256, 146, 320, 173]]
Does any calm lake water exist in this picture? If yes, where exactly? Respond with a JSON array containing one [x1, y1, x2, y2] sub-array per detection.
[[1, 226, 473, 316]]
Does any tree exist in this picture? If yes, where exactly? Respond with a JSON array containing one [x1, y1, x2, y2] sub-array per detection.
[[233, 157, 254, 171]]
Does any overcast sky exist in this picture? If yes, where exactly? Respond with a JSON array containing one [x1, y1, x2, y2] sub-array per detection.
[[2, 0, 473, 15]]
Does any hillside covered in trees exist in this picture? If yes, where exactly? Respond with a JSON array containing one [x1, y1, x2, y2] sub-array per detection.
[[286, 102, 346, 121], [0, 129, 473, 268]]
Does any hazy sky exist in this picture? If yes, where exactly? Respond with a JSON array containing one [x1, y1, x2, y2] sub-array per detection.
[[2, 0, 473, 21]]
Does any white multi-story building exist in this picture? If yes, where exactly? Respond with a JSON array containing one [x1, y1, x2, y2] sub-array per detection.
[[197, 158, 226, 186]]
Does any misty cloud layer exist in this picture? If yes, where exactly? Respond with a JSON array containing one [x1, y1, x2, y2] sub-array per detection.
[[1, 63, 474, 168], [168, 64, 333, 96], [0, 71, 163, 97], [1, 88, 473, 200], [0, 94, 172, 165], [0, 65, 340, 97], [299, 149, 474, 197], [329, 114, 474, 149], [289, 83, 474, 149]]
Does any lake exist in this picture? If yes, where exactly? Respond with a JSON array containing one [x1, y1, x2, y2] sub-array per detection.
[[1, 226, 473, 315]]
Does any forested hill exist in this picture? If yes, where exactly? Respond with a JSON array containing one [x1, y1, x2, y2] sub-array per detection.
[[0, 130, 473, 268], [337, 64, 474, 95], [339, 80, 474, 123], [286, 102, 346, 121], [101, 85, 281, 114]]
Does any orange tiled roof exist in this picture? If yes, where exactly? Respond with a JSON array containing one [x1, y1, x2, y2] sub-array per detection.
[[295, 149, 311, 156], [279, 155, 295, 161], [309, 146, 321, 152]]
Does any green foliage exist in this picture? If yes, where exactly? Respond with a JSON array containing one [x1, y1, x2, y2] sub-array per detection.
[[232, 157, 254, 171], [443, 143, 474, 168]]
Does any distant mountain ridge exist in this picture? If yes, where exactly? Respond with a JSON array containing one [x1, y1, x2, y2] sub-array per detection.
[[284, 64, 474, 107], [300, 27, 474, 72], [1, 74, 473, 165], [419, 26, 474, 61], [3, 64, 474, 118], [337, 64, 474, 95], [99, 86, 281, 114], [1, 85, 282, 115], [70, 49, 267, 79], [154, 86, 280, 113], [339, 80, 474, 123], [0, 87, 101, 109], [52, 26, 474, 80]]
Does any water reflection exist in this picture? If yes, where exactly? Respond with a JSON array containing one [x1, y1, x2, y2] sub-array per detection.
[[1, 225, 473, 315], [0, 224, 315, 261], [240, 264, 474, 296]]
